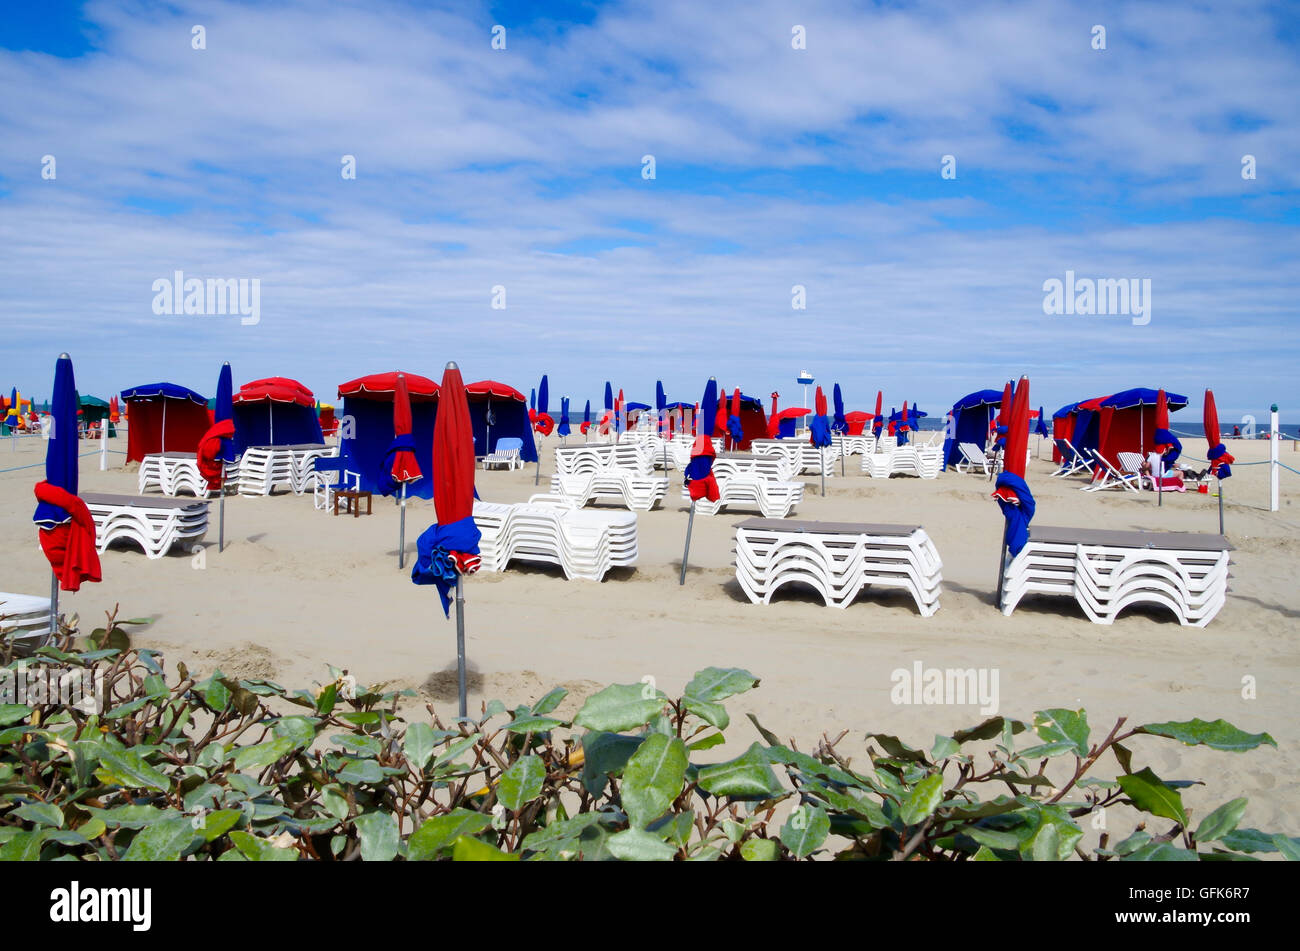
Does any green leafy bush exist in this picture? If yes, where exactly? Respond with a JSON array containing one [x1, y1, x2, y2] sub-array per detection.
[[1, 610, 1294, 861]]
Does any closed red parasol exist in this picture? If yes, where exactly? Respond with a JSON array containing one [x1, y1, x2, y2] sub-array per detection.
[[873, 390, 883, 437], [992, 377, 1034, 605], [390, 373, 422, 485], [1203, 389, 1233, 533], [715, 388, 729, 438]]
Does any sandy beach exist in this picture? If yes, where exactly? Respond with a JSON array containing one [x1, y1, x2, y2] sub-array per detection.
[[3, 430, 1297, 843]]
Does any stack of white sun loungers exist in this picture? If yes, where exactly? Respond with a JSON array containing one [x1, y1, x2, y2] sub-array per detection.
[[549, 444, 668, 510], [1000, 526, 1231, 627], [82, 492, 209, 559], [138, 451, 229, 497], [861, 443, 942, 479], [472, 497, 637, 581], [237, 444, 335, 496], [750, 440, 841, 476], [683, 452, 805, 518], [0, 592, 54, 655], [734, 518, 943, 616], [838, 435, 875, 456]]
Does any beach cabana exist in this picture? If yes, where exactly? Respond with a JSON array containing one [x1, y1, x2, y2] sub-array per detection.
[[720, 393, 768, 449], [121, 382, 211, 463], [769, 407, 810, 438], [942, 390, 1003, 470], [1097, 388, 1188, 459], [337, 372, 440, 499], [78, 395, 116, 437], [465, 380, 538, 463], [231, 377, 324, 455]]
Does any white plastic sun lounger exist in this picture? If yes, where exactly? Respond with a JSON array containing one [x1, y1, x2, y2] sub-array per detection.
[[482, 436, 525, 470], [1082, 449, 1142, 493], [955, 442, 993, 475], [734, 518, 942, 616], [999, 526, 1231, 626], [1051, 438, 1091, 477], [681, 472, 805, 518], [473, 498, 637, 580], [82, 492, 209, 559], [1, 592, 54, 656]]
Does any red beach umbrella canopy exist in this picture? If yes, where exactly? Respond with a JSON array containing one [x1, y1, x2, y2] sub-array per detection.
[[390, 372, 422, 485], [1203, 388, 1235, 478], [433, 364, 475, 525], [1155, 388, 1169, 432], [992, 376, 1036, 556], [815, 386, 827, 417], [715, 388, 729, 437]]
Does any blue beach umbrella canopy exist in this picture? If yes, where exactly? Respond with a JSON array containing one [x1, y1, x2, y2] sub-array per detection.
[[34, 354, 79, 526], [655, 381, 666, 412], [584, 400, 591, 426], [529, 388, 536, 412], [538, 375, 549, 416], [558, 397, 571, 436], [832, 383, 847, 433], [215, 363, 234, 462], [604, 382, 613, 412], [699, 378, 718, 434], [1035, 405, 1049, 438]]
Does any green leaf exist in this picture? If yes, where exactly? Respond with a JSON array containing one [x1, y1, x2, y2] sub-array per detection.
[[687, 732, 726, 752], [972, 846, 1000, 861], [83, 804, 170, 830], [272, 716, 319, 749], [608, 827, 677, 861], [354, 812, 399, 861], [530, 687, 567, 716], [952, 716, 1027, 744], [12, 802, 63, 828], [408, 809, 493, 860], [521, 812, 612, 860], [621, 734, 688, 829], [572, 683, 666, 732], [431, 734, 481, 769], [580, 732, 643, 796], [1123, 841, 1199, 861], [0, 704, 32, 727], [500, 715, 566, 734], [1273, 835, 1300, 861], [930, 735, 959, 760], [866, 733, 928, 763], [196, 809, 242, 842], [123, 817, 196, 861], [335, 759, 385, 785], [233, 737, 294, 772], [96, 749, 171, 792], [696, 743, 783, 799], [1020, 804, 1083, 861], [745, 712, 781, 747], [403, 722, 437, 769], [1015, 740, 1080, 760], [685, 666, 759, 702], [227, 830, 298, 861], [315, 682, 338, 715], [741, 838, 780, 861], [1136, 718, 1276, 752], [780, 805, 830, 858], [1220, 828, 1278, 853], [453, 835, 518, 861], [1118, 767, 1188, 826], [1195, 798, 1248, 844], [497, 755, 546, 812], [681, 697, 729, 730], [1033, 708, 1090, 757], [0, 829, 49, 861], [899, 772, 944, 826]]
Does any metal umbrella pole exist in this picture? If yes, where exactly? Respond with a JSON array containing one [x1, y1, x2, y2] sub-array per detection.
[[839, 432, 845, 477], [1218, 475, 1225, 535], [49, 572, 58, 638], [820, 448, 826, 497], [218, 468, 226, 552], [679, 500, 697, 585], [454, 574, 468, 718], [398, 482, 407, 569]]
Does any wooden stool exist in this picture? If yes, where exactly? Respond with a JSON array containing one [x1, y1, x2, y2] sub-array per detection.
[[334, 488, 373, 517]]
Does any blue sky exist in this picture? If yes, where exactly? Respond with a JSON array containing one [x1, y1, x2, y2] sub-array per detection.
[[2, 0, 1298, 421]]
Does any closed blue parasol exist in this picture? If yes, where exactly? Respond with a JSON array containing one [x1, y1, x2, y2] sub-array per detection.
[[33, 354, 102, 633], [558, 397, 571, 437], [832, 384, 847, 433], [681, 378, 718, 584]]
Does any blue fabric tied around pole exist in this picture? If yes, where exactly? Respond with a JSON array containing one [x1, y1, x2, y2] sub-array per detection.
[[1207, 443, 1232, 479], [727, 414, 744, 444], [994, 473, 1035, 557], [411, 517, 482, 617], [809, 415, 832, 447], [684, 454, 714, 482], [1154, 427, 1181, 467], [994, 424, 1008, 450], [379, 432, 417, 497]]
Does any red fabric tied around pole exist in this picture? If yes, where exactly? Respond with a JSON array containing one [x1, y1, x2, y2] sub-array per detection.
[[534, 413, 554, 436], [689, 472, 720, 502], [34, 482, 102, 592], [994, 377, 1030, 502], [197, 418, 236, 490]]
